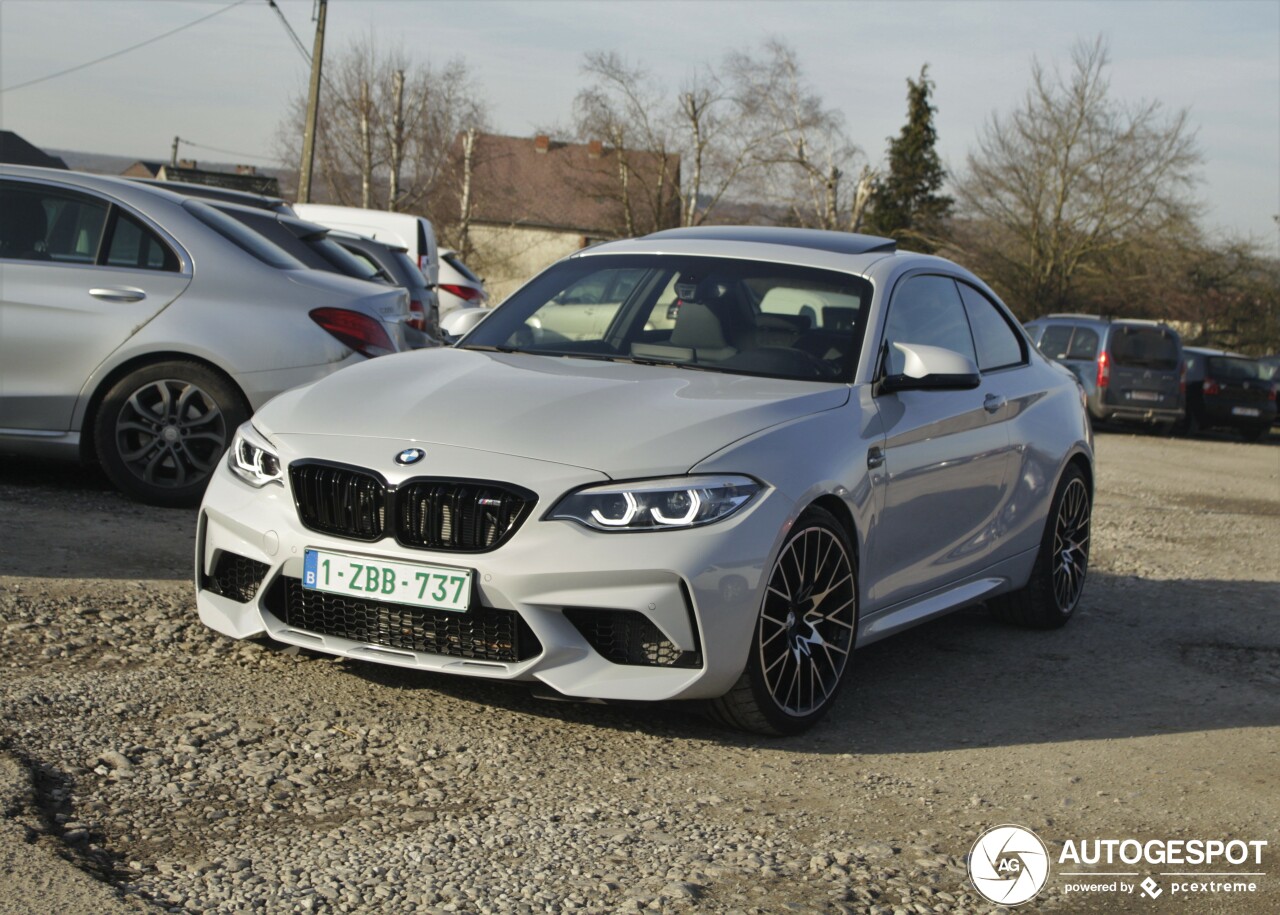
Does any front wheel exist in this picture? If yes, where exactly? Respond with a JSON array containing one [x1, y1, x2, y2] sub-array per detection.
[[990, 464, 1091, 629], [95, 361, 248, 507], [707, 506, 858, 735]]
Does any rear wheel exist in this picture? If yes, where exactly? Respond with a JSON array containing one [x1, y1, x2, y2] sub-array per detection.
[[95, 361, 248, 507], [990, 464, 1091, 629], [707, 506, 857, 735], [1240, 425, 1268, 443]]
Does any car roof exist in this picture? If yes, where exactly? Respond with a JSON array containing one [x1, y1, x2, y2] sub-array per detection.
[[577, 225, 925, 276], [1027, 313, 1173, 329], [1, 163, 197, 210], [125, 178, 292, 213], [1183, 346, 1255, 359]]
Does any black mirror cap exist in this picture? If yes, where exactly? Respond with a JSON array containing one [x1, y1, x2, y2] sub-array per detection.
[[879, 371, 982, 394]]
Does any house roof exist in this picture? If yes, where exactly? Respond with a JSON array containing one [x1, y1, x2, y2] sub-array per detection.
[[458, 133, 679, 237], [0, 131, 68, 169]]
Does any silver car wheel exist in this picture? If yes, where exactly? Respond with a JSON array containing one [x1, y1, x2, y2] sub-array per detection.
[[114, 379, 228, 488], [1052, 477, 1091, 613], [758, 523, 856, 718]]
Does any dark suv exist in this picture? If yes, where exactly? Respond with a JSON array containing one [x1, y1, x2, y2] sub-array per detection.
[[1024, 314, 1184, 429], [1181, 348, 1276, 442]]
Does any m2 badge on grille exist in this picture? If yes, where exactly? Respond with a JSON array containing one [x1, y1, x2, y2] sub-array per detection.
[[303, 549, 472, 612]]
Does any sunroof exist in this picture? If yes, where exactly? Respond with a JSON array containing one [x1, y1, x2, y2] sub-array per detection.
[[643, 225, 896, 256]]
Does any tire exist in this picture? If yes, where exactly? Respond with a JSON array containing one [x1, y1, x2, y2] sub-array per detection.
[[1240, 425, 1267, 443], [94, 361, 249, 507], [707, 506, 858, 736], [990, 464, 1091, 629]]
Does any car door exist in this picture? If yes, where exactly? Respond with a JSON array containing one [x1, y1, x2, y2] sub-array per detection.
[[865, 274, 1015, 612], [0, 179, 190, 433]]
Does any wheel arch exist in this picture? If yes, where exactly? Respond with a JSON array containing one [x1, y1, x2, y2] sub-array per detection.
[[79, 351, 250, 465]]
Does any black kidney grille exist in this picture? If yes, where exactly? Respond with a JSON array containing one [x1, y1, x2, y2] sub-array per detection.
[[267, 577, 541, 663], [397, 481, 533, 551], [563, 608, 702, 668], [291, 463, 386, 541], [205, 551, 269, 604]]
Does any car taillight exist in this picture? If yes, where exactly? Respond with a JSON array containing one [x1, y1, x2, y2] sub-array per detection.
[[439, 283, 482, 304], [1096, 350, 1110, 389], [1203, 377, 1220, 396], [1269, 384, 1277, 402], [310, 308, 394, 358], [408, 299, 426, 332]]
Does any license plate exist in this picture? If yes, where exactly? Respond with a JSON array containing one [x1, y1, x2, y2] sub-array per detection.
[[1232, 406, 1261, 417], [303, 549, 472, 612], [1130, 390, 1160, 402]]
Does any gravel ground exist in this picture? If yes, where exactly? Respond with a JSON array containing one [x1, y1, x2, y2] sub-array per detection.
[[0, 430, 1277, 914]]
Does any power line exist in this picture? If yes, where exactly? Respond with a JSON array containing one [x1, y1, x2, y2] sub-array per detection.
[[175, 138, 279, 164], [0, 0, 249, 94], [265, 0, 311, 64]]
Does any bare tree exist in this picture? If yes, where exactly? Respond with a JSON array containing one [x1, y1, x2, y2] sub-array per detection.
[[275, 36, 486, 215], [728, 40, 867, 231], [955, 37, 1201, 314]]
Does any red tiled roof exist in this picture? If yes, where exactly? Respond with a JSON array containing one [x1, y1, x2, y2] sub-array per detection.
[[457, 133, 680, 236]]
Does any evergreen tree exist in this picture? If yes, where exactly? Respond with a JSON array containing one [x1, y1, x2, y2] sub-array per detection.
[[867, 65, 952, 252]]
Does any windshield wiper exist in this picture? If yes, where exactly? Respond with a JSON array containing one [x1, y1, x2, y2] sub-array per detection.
[[460, 344, 520, 354]]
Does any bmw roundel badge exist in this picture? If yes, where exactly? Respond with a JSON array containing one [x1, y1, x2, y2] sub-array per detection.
[[395, 448, 426, 465]]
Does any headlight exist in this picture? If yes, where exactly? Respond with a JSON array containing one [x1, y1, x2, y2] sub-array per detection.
[[549, 475, 762, 532], [228, 422, 283, 487]]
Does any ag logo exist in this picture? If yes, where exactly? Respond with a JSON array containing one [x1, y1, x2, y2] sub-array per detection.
[[395, 448, 425, 465], [968, 824, 1050, 906]]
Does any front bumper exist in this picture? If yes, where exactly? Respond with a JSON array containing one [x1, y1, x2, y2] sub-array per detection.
[[195, 435, 785, 702]]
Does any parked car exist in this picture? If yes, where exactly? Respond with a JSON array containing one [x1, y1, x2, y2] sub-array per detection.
[[329, 230, 440, 344], [291, 203, 439, 289], [437, 247, 490, 316], [1024, 314, 1183, 430], [1260, 355, 1280, 425], [0, 165, 413, 506], [196, 225, 1094, 735], [1180, 347, 1276, 441]]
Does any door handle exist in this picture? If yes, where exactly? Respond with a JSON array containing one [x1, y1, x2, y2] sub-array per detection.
[[983, 393, 1005, 414], [867, 446, 885, 469], [90, 287, 146, 303]]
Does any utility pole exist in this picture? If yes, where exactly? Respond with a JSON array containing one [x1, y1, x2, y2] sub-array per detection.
[[170, 136, 180, 167], [297, 0, 328, 203]]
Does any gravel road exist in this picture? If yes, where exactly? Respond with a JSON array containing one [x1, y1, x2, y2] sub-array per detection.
[[1, 431, 1277, 914]]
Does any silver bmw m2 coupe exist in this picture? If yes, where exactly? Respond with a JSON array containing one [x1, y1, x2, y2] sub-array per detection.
[[196, 226, 1093, 734]]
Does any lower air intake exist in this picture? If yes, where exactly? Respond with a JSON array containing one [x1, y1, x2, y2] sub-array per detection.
[[205, 552, 269, 604], [563, 608, 702, 668]]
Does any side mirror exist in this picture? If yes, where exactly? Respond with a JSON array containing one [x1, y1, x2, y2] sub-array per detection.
[[879, 342, 981, 393], [440, 307, 490, 344]]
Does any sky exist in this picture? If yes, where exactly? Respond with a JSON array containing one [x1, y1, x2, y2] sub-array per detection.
[[1, 0, 1277, 253]]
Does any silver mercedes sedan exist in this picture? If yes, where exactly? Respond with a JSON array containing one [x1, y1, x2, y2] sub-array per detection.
[[0, 166, 411, 506], [196, 226, 1093, 735]]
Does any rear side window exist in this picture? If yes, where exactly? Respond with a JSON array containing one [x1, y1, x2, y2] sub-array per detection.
[[1066, 328, 1099, 360], [1037, 325, 1074, 359], [1109, 325, 1179, 370], [957, 283, 1024, 371], [105, 210, 179, 271]]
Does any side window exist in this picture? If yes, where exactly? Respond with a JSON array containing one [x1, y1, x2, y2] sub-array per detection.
[[883, 275, 975, 375], [1037, 325, 1073, 359], [104, 210, 178, 271], [0, 183, 107, 263], [957, 283, 1024, 371], [1066, 328, 1099, 360]]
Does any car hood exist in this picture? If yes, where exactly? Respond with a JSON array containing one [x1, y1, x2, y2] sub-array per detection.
[[259, 347, 850, 477]]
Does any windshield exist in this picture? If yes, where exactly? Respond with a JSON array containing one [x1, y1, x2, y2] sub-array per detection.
[[459, 254, 871, 383], [1206, 356, 1264, 381]]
